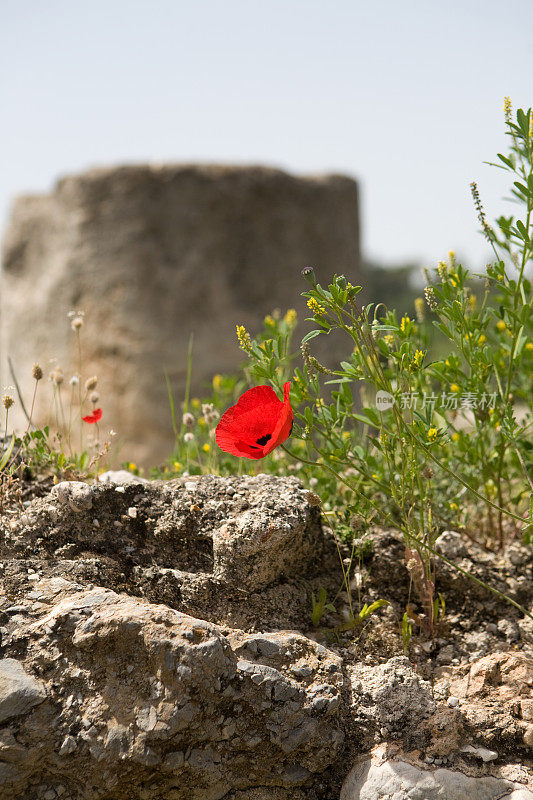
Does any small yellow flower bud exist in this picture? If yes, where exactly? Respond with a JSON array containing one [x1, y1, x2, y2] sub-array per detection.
[[414, 297, 425, 323], [284, 308, 297, 326], [306, 298, 327, 317]]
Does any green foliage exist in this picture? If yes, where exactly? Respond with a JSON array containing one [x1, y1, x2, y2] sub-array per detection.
[[310, 587, 336, 627], [233, 104, 533, 631]]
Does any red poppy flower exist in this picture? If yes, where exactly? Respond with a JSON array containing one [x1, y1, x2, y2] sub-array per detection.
[[82, 408, 102, 424], [216, 382, 293, 460]]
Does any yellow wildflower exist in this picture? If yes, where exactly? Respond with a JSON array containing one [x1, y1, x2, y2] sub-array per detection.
[[307, 297, 327, 317], [450, 383, 461, 393], [191, 397, 201, 409], [427, 428, 438, 442], [212, 374, 223, 391], [400, 315, 411, 333], [127, 462, 137, 472], [451, 432, 460, 443], [496, 320, 507, 332], [413, 349, 424, 368], [284, 308, 297, 326], [414, 297, 425, 323], [173, 461, 181, 471], [468, 294, 477, 309], [478, 334, 486, 345], [264, 315, 275, 326], [198, 416, 206, 427], [202, 443, 210, 453], [449, 502, 458, 511], [526, 342, 533, 352], [503, 96, 512, 124], [384, 334, 394, 347], [236, 324, 252, 352]]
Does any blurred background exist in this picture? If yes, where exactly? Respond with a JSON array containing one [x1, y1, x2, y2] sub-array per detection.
[[1, 0, 532, 465]]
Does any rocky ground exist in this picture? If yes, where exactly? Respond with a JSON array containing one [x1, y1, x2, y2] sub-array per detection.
[[0, 472, 531, 800]]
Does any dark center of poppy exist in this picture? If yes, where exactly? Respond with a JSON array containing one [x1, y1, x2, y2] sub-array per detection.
[[253, 433, 270, 446]]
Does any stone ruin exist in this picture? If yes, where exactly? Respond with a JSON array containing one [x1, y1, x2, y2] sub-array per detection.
[[0, 165, 360, 466]]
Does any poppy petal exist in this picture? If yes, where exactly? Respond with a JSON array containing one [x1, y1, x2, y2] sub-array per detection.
[[216, 382, 292, 459], [82, 408, 102, 424]]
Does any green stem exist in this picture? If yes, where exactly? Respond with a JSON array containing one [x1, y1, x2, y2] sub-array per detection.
[[281, 443, 533, 622]]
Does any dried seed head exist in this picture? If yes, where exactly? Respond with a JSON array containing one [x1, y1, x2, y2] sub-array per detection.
[[69, 375, 79, 387], [85, 376, 98, 391], [2, 391, 15, 410], [421, 465, 434, 480], [32, 363, 43, 381], [201, 403, 219, 424], [182, 412, 195, 428], [50, 368, 64, 386], [184, 432, 195, 443], [68, 309, 85, 327], [89, 391, 100, 404]]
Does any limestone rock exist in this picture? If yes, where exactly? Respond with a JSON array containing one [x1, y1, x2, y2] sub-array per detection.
[[0, 474, 324, 629], [340, 749, 533, 800], [0, 658, 46, 724], [1, 164, 360, 466], [349, 656, 436, 748], [0, 585, 344, 799], [98, 469, 149, 485]]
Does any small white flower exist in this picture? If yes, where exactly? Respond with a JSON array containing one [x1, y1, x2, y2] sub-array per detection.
[[184, 432, 195, 443]]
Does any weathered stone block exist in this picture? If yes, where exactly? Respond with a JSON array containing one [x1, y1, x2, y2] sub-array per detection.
[[1, 164, 360, 465]]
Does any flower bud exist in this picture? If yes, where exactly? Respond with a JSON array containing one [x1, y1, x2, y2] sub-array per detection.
[[301, 266, 316, 286]]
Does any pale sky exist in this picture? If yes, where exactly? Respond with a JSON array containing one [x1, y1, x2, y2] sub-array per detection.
[[2, 0, 532, 270]]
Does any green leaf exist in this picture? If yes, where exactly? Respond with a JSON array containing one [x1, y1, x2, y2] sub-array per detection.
[[0, 433, 16, 471], [301, 329, 323, 344], [497, 153, 515, 169], [516, 219, 530, 242], [353, 413, 380, 429]]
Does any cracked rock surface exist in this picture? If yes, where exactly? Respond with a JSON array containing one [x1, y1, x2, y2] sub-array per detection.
[[0, 474, 531, 799]]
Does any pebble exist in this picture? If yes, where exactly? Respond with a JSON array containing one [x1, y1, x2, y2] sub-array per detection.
[[59, 735, 76, 755], [127, 507, 137, 519], [447, 696, 460, 708], [51, 481, 93, 512], [461, 744, 498, 762]]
